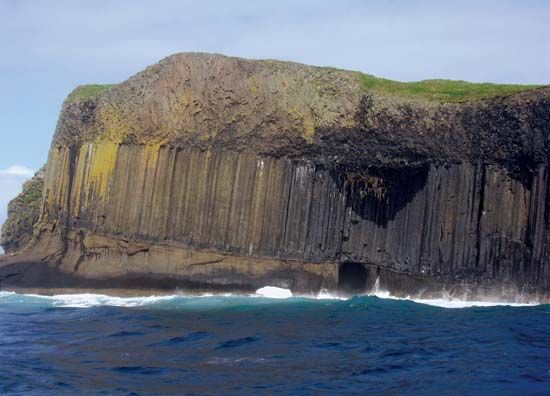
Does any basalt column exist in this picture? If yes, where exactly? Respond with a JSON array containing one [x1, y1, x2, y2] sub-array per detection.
[[2, 52, 549, 299], [35, 142, 549, 296]]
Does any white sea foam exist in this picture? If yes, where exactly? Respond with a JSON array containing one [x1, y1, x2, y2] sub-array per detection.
[[0, 287, 541, 308], [53, 293, 181, 308], [411, 296, 532, 308], [255, 286, 292, 299], [367, 287, 537, 308], [405, 297, 536, 308], [12, 293, 180, 308], [312, 288, 347, 300], [254, 286, 346, 300], [361, 276, 537, 308]]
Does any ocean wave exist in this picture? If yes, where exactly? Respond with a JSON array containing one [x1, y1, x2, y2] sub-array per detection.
[[255, 286, 292, 298], [263, 285, 540, 307], [0, 287, 541, 309], [367, 290, 537, 308], [0, 292, 180, 308]]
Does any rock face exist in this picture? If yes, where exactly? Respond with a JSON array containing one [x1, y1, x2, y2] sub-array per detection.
[[1, 168, 44, 253], [1, 53, 549, 301]]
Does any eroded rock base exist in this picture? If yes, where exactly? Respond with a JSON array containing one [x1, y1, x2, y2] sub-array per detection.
[[1, 230, 546, 303]]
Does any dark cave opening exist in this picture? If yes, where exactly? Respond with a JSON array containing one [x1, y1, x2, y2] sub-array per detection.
[[338, 262, 368, 295], [323, 163, 430, 227]]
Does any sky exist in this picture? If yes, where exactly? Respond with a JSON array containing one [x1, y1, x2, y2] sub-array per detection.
[[0, 0, 549, 234]]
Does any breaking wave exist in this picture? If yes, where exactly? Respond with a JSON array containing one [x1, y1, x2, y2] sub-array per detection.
[[0, 286, 540, 309]]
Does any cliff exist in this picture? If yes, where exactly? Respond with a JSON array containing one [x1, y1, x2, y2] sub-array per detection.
[[1, 53, 549, 301], [1, 168, 44, 253]]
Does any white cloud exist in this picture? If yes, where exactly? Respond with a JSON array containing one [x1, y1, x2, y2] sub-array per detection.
[[0, 165, 35, 253], [0, 165, 35, 178]]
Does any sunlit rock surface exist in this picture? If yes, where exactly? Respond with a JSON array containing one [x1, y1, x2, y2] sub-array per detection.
[[1, 53, 549, 302]]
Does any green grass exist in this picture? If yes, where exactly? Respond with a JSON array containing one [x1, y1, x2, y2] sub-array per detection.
[[23, 187, 42, 203], [64, 72, 542, 105], [67, 84, 114, 103], [359, 74, 542, 103]]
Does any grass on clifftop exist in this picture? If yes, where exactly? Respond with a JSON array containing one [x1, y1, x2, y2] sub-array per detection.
[[359, 74, 541, 103], [67, 84, 114, 103], [64, 71, 541, 105]]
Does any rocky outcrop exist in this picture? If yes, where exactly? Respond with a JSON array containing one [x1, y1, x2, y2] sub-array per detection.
[[1, 53, 549, 301], [1, 168, 44, 253]]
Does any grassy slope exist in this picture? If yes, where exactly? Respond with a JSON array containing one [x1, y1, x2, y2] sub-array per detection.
[[359, 74, 541, 103], [67, 84, 113, 103], [64, 71, 542, 106]]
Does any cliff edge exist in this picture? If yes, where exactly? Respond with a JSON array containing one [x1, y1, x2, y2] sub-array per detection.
[[1, 53, 549, 301], [1, 168, 44, 254]]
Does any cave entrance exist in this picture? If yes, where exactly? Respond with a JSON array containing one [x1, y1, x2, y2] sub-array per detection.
[[338, 262, 368, 295]]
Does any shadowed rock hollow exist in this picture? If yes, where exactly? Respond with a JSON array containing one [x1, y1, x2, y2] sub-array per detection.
[[1, 53, 549, 301]]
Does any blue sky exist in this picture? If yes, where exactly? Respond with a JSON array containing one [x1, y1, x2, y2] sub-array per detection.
[[0, 0, 549, 232]]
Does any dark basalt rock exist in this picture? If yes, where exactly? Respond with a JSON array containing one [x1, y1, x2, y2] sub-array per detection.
[[1, 168, 44, 254], [1, 53, 549, 302]]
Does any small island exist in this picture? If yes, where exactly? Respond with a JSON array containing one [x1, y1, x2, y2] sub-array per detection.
[[1, 52, 549, 302]]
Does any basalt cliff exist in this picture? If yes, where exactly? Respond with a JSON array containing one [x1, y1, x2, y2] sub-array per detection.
[[1, 53, 549, 301]]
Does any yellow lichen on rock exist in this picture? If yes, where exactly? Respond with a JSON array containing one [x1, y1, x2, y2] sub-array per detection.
[[96, 104, 131, 143], [144, 143, 162, 171], [69, 144, 91, 217], [302, 113, 315, 142], [285, 106, 316, 142], [43, 148, 61, 213], [247, 75, 260, 96], [87, 141, 119, 200]]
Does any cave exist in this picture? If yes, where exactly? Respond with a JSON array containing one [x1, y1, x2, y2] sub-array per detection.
[[338, 262, 368, 295]]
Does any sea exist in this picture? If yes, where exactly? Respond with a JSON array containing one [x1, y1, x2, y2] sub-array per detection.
[[0, 286, 549, 396]]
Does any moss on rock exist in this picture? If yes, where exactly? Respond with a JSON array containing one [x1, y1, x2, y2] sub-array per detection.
[[1, 168, 44, 254], [66, 84, 113, 103], [359, 73, 541, 103]]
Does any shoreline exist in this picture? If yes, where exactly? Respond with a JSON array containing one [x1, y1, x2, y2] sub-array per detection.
[[1, 258, 547, 305], [0, 286, 543, 310]]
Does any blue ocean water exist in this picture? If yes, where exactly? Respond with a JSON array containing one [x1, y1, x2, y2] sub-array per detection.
[[0, 290, 549, 396]]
